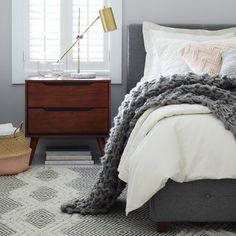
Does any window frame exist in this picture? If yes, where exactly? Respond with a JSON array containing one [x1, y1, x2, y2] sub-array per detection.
[[12, 0, 122, 84]]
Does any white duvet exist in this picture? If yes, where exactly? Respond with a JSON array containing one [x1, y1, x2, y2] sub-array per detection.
[[118, 104, 236, 215]]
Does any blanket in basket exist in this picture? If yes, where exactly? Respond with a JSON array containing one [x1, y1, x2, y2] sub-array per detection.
[[61, 73, 236, 215]]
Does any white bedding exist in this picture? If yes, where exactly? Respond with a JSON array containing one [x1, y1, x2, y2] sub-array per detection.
[[118, 104, 236, 215]]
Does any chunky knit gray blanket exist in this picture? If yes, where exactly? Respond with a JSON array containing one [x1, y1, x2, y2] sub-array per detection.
[[61, 73, 236, 215]]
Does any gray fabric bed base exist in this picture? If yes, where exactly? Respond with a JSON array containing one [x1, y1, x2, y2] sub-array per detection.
[[127, 23, 236, 222], [149, 179, 236, 222]]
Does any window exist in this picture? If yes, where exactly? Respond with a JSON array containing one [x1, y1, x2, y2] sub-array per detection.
[[12, 0, 122, 83]]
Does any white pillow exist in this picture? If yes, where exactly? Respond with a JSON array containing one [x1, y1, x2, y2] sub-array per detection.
[[142, 22, 236, 81], [152, 38, 236, 77], [221, 49, 236, 77], [152, 39, 191, 76]]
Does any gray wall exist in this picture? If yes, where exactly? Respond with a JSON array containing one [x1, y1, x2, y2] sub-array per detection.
[[1, 0, 236, 161], [124, 0, 236, 25]]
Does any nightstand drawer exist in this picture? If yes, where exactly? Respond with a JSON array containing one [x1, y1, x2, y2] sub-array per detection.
[[27, 108, 109, 134], [27, 81, 109, 108]]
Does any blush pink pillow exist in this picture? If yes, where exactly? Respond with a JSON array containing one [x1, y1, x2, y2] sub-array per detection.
[[181, 43, 236, 75]]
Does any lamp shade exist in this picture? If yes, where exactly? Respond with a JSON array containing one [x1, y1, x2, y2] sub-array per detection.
[[99, 7, 117, 32]]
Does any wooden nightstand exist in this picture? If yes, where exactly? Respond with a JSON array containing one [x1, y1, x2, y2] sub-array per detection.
[[25, 77, 111, 165]]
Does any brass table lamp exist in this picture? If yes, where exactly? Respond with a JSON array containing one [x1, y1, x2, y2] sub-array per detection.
[[57, 7, 117, 79]]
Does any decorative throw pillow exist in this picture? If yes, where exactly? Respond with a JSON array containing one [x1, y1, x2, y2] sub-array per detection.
[[221, 49, 236, 77], [152, 38, 192, 76], [181, 43, 236, 75]]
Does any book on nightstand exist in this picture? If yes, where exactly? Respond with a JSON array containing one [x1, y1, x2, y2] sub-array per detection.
[[45, 160, 94, 165], [45, 146, 94, 165]]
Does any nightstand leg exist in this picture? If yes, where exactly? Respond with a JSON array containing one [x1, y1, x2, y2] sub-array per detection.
[[96, 137, 105, 156], [29, 137, 39, 165]]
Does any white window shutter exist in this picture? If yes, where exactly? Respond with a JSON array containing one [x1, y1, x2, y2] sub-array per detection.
[[29, 0, 61, 61], [72, 0, 105, 63]]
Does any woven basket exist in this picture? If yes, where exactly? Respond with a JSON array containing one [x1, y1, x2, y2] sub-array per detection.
[[0, 123, 31, 175]]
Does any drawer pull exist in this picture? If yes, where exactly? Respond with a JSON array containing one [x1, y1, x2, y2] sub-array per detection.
[[43, 82, 93, 86], [43, 108, 92, 112]]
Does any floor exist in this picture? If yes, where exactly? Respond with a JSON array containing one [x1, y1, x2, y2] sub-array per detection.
[[0, 165, 236, 236]]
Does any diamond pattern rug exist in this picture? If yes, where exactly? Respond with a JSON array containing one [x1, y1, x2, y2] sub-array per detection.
[[0, 165, 236, 236]]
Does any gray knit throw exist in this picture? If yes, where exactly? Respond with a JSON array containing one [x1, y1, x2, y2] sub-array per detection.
[[61, 73, 236, 215]]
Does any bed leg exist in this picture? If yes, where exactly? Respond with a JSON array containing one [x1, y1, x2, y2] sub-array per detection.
[[156, 222, 168, 233]]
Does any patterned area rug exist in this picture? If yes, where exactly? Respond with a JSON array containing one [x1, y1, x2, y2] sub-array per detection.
[[0, 165, 236, 236]]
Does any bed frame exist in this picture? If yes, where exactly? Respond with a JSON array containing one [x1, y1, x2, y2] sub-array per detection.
[[127, 24, 236, 232]]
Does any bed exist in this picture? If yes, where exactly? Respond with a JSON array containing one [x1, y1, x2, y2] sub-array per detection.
[[126, 24, 236, 232]]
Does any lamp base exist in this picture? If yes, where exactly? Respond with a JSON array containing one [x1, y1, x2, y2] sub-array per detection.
[[71, 72, 96, 79]]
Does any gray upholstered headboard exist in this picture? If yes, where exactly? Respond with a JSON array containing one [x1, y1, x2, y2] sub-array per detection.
[[127, 24, 236, 92]]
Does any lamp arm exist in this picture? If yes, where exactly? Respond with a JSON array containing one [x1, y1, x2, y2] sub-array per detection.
[[79, 16, 100, 39], [57, 39, 79, 62], [57, 16, 100, 63]]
